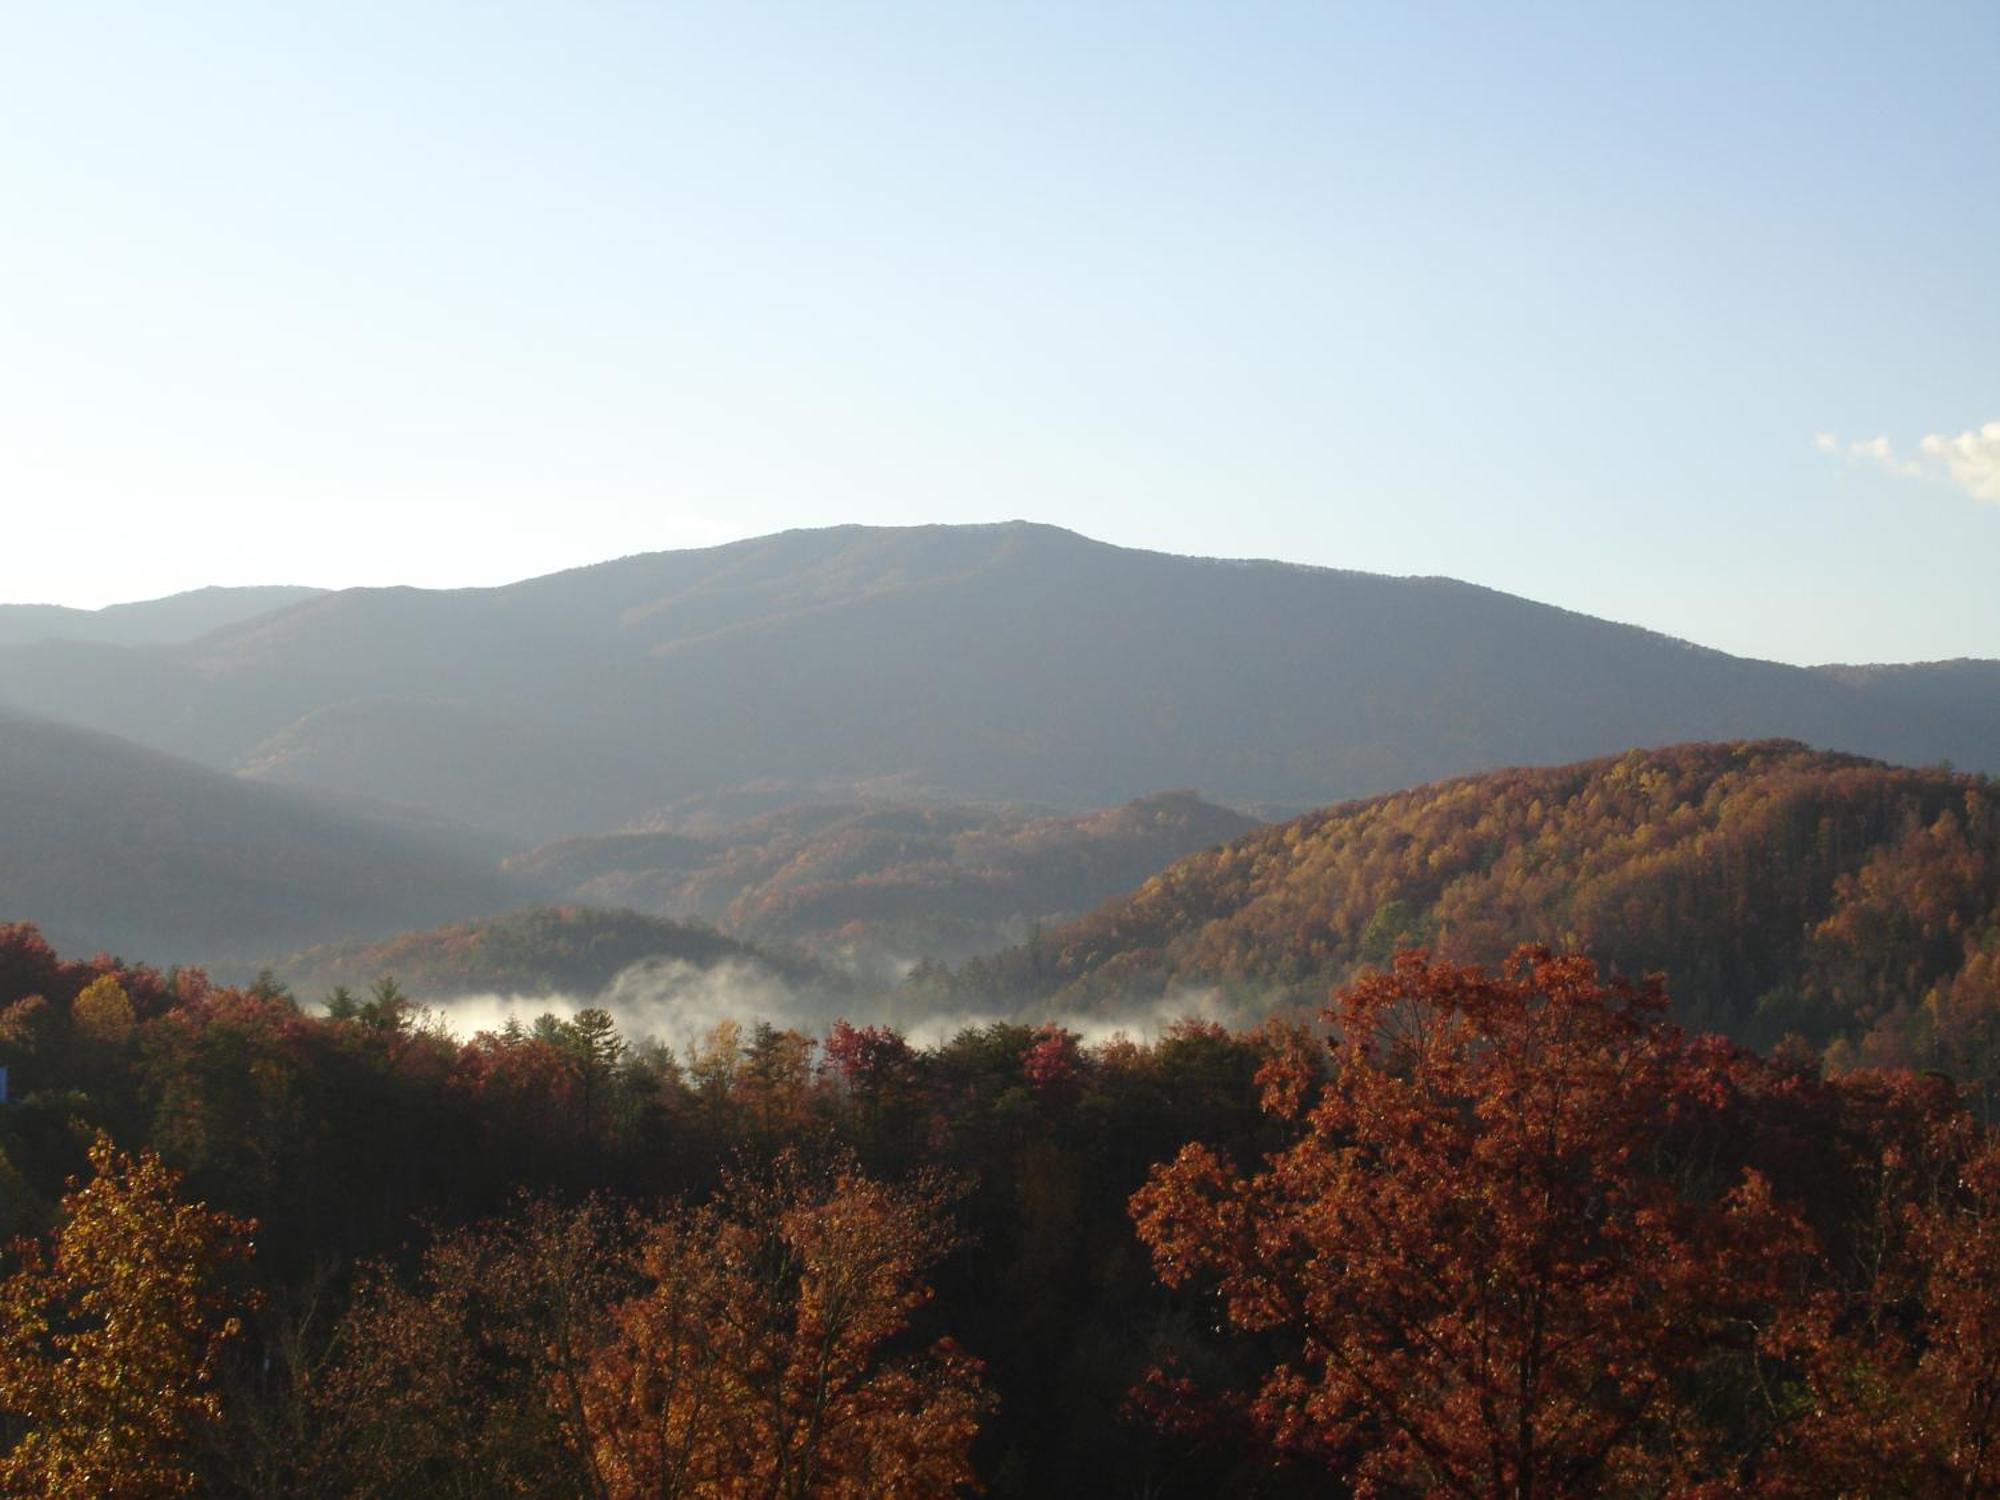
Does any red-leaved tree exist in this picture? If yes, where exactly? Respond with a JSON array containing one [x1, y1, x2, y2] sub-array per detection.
[[1131, 948, 1812, 1498]]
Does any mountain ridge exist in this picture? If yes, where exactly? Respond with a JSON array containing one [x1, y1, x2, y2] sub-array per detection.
[[0, 524, 1993, 844], [0, 584, 326, 648]]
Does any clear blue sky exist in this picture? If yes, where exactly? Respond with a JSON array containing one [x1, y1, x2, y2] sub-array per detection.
[[2, 2, 1994, 665]]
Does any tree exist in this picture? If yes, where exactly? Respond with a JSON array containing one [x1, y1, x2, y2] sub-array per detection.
[[567, 1007, 626, 1142], [577, 1152, 991, 1498], [1131, 948, 1810, 1497], [1772, 1133, 2000, 1497], [309, 1196, 632, 1499], [0, 1136, 254, 1498], [70, 974, 136, 1046], [1901, 1138, 2000, 1495]]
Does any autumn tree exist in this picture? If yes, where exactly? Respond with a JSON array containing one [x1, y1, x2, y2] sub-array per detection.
[[1131, 948, 1811, 1498], [1900, 1138, 2000, 1493], [71, 973, 136, 1046], [0, 1136, 255, 1499], [309, 1195, 634, 1499], [823, 1020, 915, 1097], [1771, 1127, 2000, 1498], [577, 1152, 991, 1498], [737, 1022, 820, 1137]]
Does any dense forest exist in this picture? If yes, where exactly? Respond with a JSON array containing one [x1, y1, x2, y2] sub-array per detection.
[[278, 906, 835, 1010], [2, 917, 1997, 1496], [945, 742, 2000, 1107]]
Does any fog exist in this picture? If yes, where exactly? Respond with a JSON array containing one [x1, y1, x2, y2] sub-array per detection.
[[418, 956, 1254, 1056]]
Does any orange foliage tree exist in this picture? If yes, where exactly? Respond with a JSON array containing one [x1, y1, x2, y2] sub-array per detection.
[[1131, 948, 1811, 1498], [1770, 1126, 2000, 1498], [1898, 1139, 2000, 1493], [309, 1194, 634, 1497], [0, 1136, 254, 1499], [578, 1153, 991, 1498]]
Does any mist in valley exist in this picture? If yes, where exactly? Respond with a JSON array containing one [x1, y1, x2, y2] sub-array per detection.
[[412, 952, 1257, 1058]]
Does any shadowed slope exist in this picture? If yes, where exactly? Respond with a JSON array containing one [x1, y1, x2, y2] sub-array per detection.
[[0, 708, 528, 966]]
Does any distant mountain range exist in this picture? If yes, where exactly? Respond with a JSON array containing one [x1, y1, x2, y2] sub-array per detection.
[[0, 584, 325, 647], [0, 524, 1992, 847]]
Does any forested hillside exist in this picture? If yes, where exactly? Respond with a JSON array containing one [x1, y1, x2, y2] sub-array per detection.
[[278, 905, 835, 1006], [510, 791, 1260, 967], [1, 524, 1995, 841], [952, 742, 2000, 1081]]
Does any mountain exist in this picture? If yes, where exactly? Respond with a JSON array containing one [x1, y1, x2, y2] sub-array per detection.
[[508, 790, 1262, 969], [944, 741, 2000, 1056], [0, 707, 528, 966], [1812, 659, 2000, 759], [0, 584, 325, 647], [0, 524, 1994, 843]]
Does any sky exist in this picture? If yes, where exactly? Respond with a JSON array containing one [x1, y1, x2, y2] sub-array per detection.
[[1, 2, 1994, 666]]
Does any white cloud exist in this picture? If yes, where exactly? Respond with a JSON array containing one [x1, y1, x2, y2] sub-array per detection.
[[1816, 419, 2000, 501], [1919, 421, 2000, 504]]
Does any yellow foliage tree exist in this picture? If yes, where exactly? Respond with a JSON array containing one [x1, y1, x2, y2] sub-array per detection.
[[0, 1136, 254, 1499], [578, 1154, 990, 1498], [70, 974, 136, 1046]]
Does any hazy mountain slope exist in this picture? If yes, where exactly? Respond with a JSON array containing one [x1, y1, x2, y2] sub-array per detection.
[[0, 524, 1994, 841], [0, 585, 324, 647], [0, 708, 529, 965], [236, 697, 658, 842], [1813, 660, 2000, 757], [946, 741, 2000, 1051], [509, 791, 1262, 965]]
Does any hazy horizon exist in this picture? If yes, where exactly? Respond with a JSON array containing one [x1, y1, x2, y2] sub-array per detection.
[[0, 518, 1988, 673]]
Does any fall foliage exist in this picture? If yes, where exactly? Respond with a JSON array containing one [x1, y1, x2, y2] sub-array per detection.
[[302, 1158, 989, 1499], [0, 1136, 254, 1499], [506, 791, 1260, 971], [1129, 949, 2000, 1498], [954, 742, 2000, 1069], [1132, 949, 1814, 1494], [0, 906, 1997, 1495], [579, 1156, 988, 1498]]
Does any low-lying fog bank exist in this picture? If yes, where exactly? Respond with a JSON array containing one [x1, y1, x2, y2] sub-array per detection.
[[412, 954, 1253, 1054]]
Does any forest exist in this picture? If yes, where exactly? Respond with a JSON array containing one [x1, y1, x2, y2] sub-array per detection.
[[278, 906, 830, 1009], [2, 916, 1997, 1497], [945, 742, 2000, 1102], [505, 791, 1262, 972]]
